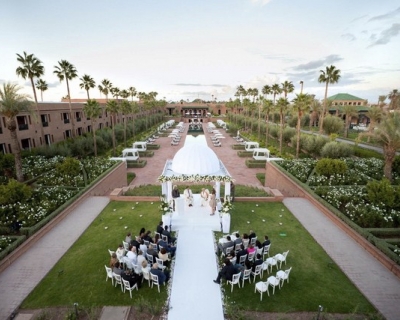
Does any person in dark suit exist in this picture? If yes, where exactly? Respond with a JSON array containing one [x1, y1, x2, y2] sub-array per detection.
[[248, 230, 256, 242], [130, 236, 140, 251], [233, 233, 242, 246], [213, 258, 236, 284], [156, 234, 176, 257], [156, 221, 164, 235], [230, 181, 235, 202], [162, 225, 176, 244], [251, 254, 263, 272], [122, 268, 142, 288], [262, 235, 271, 247], [236, 244, 247, 264], [151, 263, 170, 285]]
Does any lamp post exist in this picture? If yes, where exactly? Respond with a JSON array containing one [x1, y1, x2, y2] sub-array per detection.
[[300, 81, 304, 94]]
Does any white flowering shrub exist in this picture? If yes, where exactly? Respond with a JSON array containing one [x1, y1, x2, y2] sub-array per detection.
[[0, 236, 13, 252]]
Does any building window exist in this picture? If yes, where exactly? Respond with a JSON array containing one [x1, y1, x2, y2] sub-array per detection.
[[65, 130, 72, 138], [45, 134, 51, 145], [87, 125, 92, 133], [76, 111, 82, 122], [41, 114, 49, 127], [17, 116, 29, 131], [21, 138, 32, 150], [99, 123, 103, 129], [62, 113, 70, 124], [77, 127, 83, 136], [0, 143, 6, 154]]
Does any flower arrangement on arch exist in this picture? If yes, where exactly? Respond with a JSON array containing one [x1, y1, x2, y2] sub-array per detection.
[[159, 195, 173, 215], [221, 196, 234, 214]]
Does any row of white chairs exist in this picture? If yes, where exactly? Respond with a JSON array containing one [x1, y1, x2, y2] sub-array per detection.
[[263, 250, 289, 274], [255, 267, 292, 300]]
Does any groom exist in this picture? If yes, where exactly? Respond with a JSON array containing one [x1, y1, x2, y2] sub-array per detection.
[[183, 186, 194, 207]]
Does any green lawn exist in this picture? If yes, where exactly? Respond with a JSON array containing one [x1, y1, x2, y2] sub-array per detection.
[[217, 202, 376, 315], [21, 201, 376, 316]]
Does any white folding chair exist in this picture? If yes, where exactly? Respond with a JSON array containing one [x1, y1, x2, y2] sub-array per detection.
[[241, 269, 252, 288], [239, 254, 247, 266], [247, 252, 255, 263], [108, 249, 115, 257], [122, 241, 129, 251], [276, 267, 292, 287], [141, 267, 151, 287], [262, 244, 271, 259], [112, 273, 124, 291], [251, 264, 263, 283], [242, 239, 249, 249], [266, 275, 281, 295], [234, 243, 242, 253], [105, 265, 113, 285], [150, 273, 161, 292], [226, 273, 241, 292], [146, 253, 154, 266], [254, 281, 268, 301], [275, 250, 289, 268], [122, 279, 138, 298], [155, 258, 167, 271], [264, 257, 278, 274], [250, 237, 257, 246]]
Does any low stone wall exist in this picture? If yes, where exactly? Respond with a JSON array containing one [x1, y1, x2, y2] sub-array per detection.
[[265, 162, 400, 278], [0, 162, 126, 273]]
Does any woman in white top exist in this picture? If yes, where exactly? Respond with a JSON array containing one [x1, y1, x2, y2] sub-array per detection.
[[183, 186, 193, 207]]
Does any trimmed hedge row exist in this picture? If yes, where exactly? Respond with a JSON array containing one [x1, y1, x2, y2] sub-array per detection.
[[0, 235, 27, 261], [127, 160, 147, 168], [245, 159, 266, 168], [139, 151, 154, 157], [237, 151, 253, 157]]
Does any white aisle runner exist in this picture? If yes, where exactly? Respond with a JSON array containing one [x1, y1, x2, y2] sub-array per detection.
[[167, 194, 224, 320]]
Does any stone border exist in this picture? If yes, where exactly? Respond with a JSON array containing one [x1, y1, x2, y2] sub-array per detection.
[[265, 162, 400, 278]]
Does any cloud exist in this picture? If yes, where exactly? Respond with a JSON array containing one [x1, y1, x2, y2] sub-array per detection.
[[351, 14, 369, 23], [341, 33, 356, 41], [249, 0, 273, 6], [368, 23, 400, 47], [292, 54, 343, 71], [368, 6, 400, 22], [260, 53, 298, 63]]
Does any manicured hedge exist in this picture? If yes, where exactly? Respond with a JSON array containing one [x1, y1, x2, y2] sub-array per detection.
[[127, 160, 147, 168], [245, 159, 266, 168]]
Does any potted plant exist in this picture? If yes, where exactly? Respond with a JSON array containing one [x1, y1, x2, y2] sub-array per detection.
[[159, 195, 173, 228], [220, 196, 233, 233]]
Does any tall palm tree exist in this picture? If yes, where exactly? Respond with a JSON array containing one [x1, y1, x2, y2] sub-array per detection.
[[271, 84, 281, 105], [16, 51, 45, 143], [79, 74, 95, 99], [120, 89, 129, 100], [83, 99, 102, 156], [262, 85, 272, 99], [98, 79, 113, 101], [309, 98, 321, 130], [342, 105, 358, 138], [368, 112, 400, 181], [111, 87, 120, 100], [54, 60, 78, 137], [262, 99, 274, 146], [292, 93, 313, 158], [366, 106, 383, 142], [388, 89, 399, 111], [318, 65, 341, 133], [106, 100, 119, 156], [120, 100, 131, 147], [35, 79, 48, 102], [0, 83, 32, 182], [281, 80, 295, 99], [276, 97, 289, 155], [128, 87, 137, 102]]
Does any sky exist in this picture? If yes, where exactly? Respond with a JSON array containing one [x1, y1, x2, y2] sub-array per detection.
[[1, 0, 399, 104]]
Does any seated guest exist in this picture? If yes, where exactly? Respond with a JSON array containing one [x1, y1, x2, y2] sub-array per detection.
[[139, 239, 148, 256], [157, 234, 176, 257], [233, 233, 242, 246], [151, 263, 170, 285], [143, 230, 154, 243], [242, 233, 249, 248], [125, 232, 132, 244], [147, 244, 158, 260], [262, 235, 271, 247], [136, 250, 146, 273], [113, 261, 123, 275], [248, 230, 256, 242], [116, 244, 125, 261], [162, 225, 177, 244], [251, 254, 263, 272], [122, 268, 141, 289], [127, 247, 137, 265], [236, 244, 247, 264], [255, 240, 263, 250], [156, 221, 164, 235], [217, 236, 234, 256], [130, 236, 140, 251], [213, 258, 236, 284], [139, 227, 146, 239], [158, 247, 171, 268], [109, 253, 118, 268], [247, 244, 256, 255]]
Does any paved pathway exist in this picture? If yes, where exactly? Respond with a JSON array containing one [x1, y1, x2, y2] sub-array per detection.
[[284, 198, 400, 320], [0, 197, 110, 320]]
